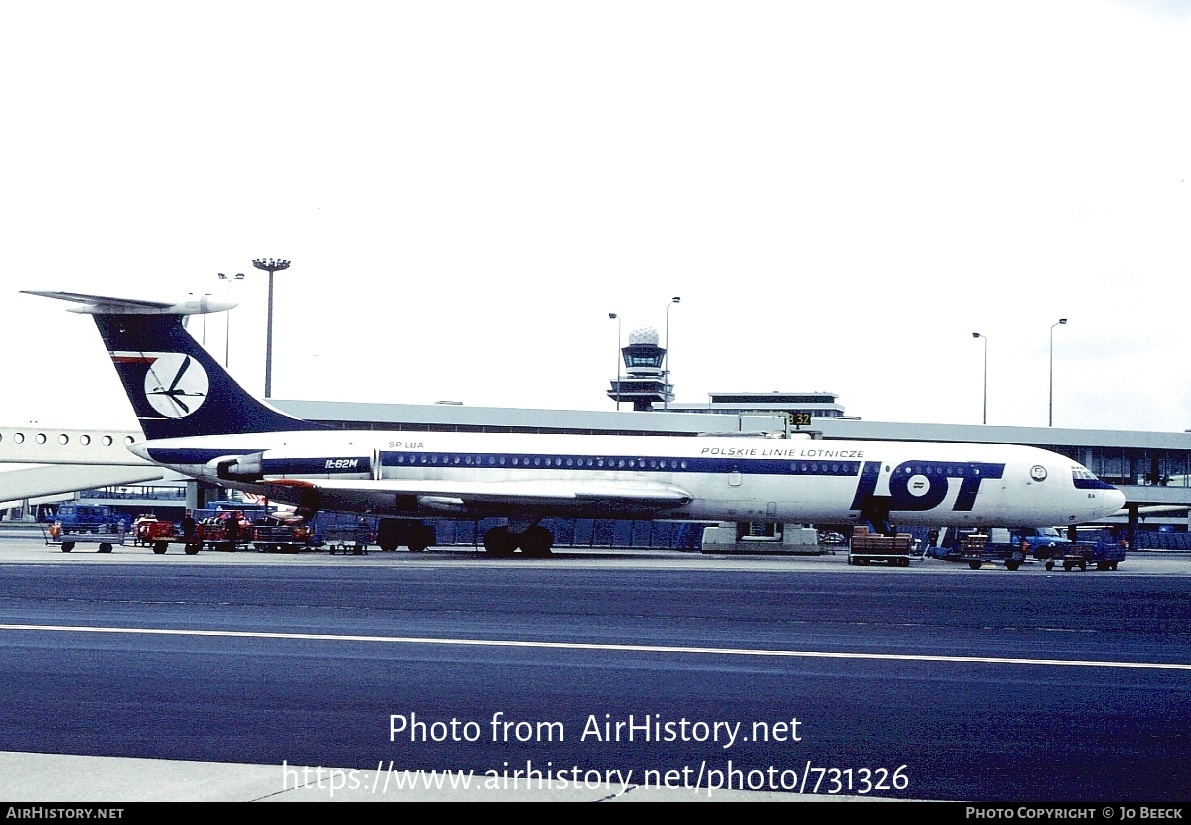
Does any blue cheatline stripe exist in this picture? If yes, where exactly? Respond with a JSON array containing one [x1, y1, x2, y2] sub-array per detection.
[[377, 451, 863, 477], [261, 456, 372, 475]]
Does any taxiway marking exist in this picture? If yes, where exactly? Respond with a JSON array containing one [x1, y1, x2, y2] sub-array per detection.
[[1, 623, 1187, 671]]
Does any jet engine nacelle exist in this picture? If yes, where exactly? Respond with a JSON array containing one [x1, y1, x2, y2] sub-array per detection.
[[210, 452, 264, 482]]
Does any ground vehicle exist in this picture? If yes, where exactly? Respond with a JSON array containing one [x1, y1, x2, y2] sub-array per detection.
[[43, 520, 127, 553], [955, 530, 1028, 570], [132, 510, 313, 554], [134, 518, 204, 555], [248, 521, 315, 553], [1045, 531, 1127, 571], [1015, 526, 1072, 560], [45, 503, 128, 552], [132, 515, 177, 546], [929, 526, 1070, 570], [196, 512, 253, 552], [51, 504, 125, 533], [848, 526, 914, 566], [323, 522, 371, 555]]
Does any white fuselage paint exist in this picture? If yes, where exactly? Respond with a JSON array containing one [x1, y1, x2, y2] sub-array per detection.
[[129, 430, 1125, 527]]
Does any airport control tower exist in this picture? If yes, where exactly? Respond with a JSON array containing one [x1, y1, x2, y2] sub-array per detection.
[[607, 326, 672, 411]]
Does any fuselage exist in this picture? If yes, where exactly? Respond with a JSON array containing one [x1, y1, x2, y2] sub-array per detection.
[[130, 430, 1125, 527]]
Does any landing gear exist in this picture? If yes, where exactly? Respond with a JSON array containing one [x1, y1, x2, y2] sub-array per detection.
[[407, 525, 436, 553], [483, 527, 518, 558], [482, 525, 553, 558], [377, 518, 401, 551], [377, 519, 436, 551], [520, 526, 554, 558]]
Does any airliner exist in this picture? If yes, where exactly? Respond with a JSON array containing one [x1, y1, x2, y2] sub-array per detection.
[[26, 290, 1126, 556]]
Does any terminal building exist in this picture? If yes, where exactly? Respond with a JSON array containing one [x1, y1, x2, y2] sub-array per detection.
[[5, 327, 1190, 550]]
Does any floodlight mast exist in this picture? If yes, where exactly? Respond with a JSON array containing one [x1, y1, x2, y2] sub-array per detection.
[[252, 258, 290, 398]]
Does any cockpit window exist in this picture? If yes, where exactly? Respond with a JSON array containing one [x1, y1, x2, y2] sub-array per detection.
[[1071, 465, 1097, 481]]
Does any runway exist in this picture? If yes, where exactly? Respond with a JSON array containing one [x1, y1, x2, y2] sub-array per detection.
[[0, 537, 1187, 802]]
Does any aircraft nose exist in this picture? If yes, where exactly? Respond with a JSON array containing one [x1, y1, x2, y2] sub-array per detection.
[[1102, 487, 1127, 517]]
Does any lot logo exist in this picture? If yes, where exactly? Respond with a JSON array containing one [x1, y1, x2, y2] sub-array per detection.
[[851, 460, 1007, 512], [141, 352, 209, 418]]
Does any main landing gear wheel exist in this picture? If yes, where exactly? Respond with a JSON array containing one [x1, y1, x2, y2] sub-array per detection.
[[483, 527, 518, 558], [408, 525, 436, 553], [520, 526, 554, 558]]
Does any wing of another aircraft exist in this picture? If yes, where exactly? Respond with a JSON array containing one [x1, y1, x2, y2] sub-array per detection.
[[265, 477, 693, 515]]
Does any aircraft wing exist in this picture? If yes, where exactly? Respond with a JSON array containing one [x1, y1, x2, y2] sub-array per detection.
[[264, 477, 693, 515], [0, 465, 164, 506]]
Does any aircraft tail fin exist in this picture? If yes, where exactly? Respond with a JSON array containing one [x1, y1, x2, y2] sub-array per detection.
[[27, 290, 327, 440]]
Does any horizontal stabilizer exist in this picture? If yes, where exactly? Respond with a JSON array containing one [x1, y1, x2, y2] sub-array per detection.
[[22, 291, 235, 316]]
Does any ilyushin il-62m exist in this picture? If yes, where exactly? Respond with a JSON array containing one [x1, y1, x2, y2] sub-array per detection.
[[27, 291, 1126, 557]]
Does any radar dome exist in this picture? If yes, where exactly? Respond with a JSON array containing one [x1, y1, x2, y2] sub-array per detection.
[[628, 326, 660, 346]]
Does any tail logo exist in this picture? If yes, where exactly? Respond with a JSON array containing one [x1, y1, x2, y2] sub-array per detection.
[[145, 352, 209, 418], [111, 351, 210, 419]]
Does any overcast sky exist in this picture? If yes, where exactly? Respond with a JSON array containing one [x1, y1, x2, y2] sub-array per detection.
[[2, 1, 1189, 434]]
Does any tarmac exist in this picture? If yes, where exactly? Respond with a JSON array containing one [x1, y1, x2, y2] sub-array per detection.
[[1, 526, 1184, 802]]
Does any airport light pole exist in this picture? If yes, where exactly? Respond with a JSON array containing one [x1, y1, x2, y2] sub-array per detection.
[[1049, 317, 1067, 427], [217, 272, 245, 369], [609, 312, 622, 410], [972, 332, 987, 425], [252, 258, 290, 398], [664, 296, 680, 410]]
